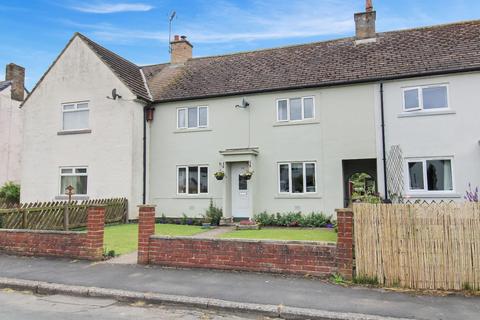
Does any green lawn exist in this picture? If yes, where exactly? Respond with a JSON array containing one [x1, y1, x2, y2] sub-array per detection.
[[104, 223, 206, 255], [219, 228, 337, 242]]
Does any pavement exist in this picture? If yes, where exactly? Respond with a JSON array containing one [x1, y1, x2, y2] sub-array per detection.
[[0, 289, 260, 320], [0, 254, 479, 320]]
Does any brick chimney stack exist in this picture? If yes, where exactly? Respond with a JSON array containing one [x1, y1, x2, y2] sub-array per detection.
[[354, 0, 376, 40], [5, 63, 25, 101], [170, 35, 193, 65]]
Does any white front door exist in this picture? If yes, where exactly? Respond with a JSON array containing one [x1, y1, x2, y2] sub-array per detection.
[[231, 163, 251, 218]]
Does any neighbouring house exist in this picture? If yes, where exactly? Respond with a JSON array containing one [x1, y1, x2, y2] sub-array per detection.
[[0, 63, 26, 186], [20, 2, 480, 219]]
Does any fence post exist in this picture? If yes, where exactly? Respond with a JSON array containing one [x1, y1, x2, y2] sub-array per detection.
[[63, 204, 70, 231], [335, 208, 354, 280], [85, 205, 106, 260], [138, 205, 156, 265]]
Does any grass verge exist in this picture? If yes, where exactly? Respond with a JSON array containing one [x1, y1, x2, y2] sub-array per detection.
[[218, 228, 337, 242]]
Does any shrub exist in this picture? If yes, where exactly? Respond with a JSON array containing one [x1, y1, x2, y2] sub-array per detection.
[[465, 183, 479, 202], [204, 199, 223, 226], [253, 211, 332, 228], [0, 182, 20, 206]]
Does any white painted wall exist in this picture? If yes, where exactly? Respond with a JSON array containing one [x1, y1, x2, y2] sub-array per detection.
[[381, 72, 480, 202], [148, 84, 377, 218], [20, 36, 144, 216], [0, 85, 23, 185]]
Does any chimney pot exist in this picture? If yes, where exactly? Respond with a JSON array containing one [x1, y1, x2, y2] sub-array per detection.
[[170, 35, 193, 64], [5, 63, 25, 101], [366, 0, 373, 12]]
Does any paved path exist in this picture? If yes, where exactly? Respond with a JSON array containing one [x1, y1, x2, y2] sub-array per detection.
[[0, 254, 479, 320], [195, 226, 235, 238], [0, 289, 259, 320]]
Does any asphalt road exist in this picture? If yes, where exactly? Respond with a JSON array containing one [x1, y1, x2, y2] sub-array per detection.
[[0, 289, 269, 320]]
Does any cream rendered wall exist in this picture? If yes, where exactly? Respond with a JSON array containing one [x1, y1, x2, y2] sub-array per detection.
[[20, 36, 144, 216], [0, 86, 23, 184], [382, 72, 480, 201], [149, 84, 377, 218]]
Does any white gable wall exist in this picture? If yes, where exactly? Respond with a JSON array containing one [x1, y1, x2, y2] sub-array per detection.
[[0, 86, 23, 185], [21, 36, 144, 216]]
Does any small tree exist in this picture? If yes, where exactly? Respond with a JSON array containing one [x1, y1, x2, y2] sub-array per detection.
[[204, 199, 223, 226], [0, 182, 21, 206]]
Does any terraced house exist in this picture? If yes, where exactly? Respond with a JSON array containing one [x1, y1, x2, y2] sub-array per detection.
[[20, 3, 480, 218]]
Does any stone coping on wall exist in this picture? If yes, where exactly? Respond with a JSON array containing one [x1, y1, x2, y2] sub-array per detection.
[[0, 229, 87, 235], [150, 235, 337, 246]]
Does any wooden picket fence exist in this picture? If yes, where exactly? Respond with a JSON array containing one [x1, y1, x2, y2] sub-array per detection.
[[354, 203, 480, 291], [0, 198, 127, 230]]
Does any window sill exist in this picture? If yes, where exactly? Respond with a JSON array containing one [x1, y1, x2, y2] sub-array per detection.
[[55, 195, 90, 201], [57, 129, 92, 135], [275, 194, 322, 199], [398, 110, 456, 118], [172, 195, 211, 199], [273, 120, 319, 127], [404, 192, 461, 199], [174, 128, 212, 134]]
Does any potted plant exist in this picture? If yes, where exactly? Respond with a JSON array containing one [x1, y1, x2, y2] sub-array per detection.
[[241, 169, 254, 180], [214, 171, 225, 180]]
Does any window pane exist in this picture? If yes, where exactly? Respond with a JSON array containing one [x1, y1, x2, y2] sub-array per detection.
[[239, 175, 248, 191], [61, 176, 87, 195], [188, 107, 198, 128], [77, 103, 89, 110], [178, 109, 186, 128], [305, 163, 316, 192], [303, 98, 314, 119], [61, 168, 73, 174], [290, 98, 302, 120], [291, 163, 304, 193], [188, 166, 198, 194], [63, 104, 75, 111], [198, 107, 208, 127], [426, 160, 453, 191], [404, 89, 419, 110], [75, 168, 87, 174], [277, 100, 288, 121], [408, 162, 424, 190], [200, 167, 208, 193], [279, 164, 290, 192], [423, 86, 448, 109], [63, 110, 89, 130], [178, 168, 186, 193]]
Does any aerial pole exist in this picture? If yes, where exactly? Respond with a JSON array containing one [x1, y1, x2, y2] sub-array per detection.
[[168, 11, 176, 53]]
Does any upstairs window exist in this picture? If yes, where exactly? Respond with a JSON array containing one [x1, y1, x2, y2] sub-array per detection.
[[62, 102, 89, 131], [278, 162, 316, 194], [403, 85, 449, 112], [60, 167, 88, 195], [177, 106, 208, 129], [277, 97, 315, 122], [407, 158, 453, 192], [177, 166, 208, 194]]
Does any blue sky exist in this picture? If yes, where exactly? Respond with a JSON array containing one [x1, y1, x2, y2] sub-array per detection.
[[1, 0, 480, 89]]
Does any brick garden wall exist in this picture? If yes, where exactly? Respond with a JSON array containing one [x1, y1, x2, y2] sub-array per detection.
[[0, 205, 105, 261], [138, 206, 354, 278]]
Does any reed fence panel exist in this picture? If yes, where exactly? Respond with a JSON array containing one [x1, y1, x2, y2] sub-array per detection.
[[354, 203, 480, 291]]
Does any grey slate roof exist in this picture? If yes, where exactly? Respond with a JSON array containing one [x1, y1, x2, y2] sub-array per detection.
[[0, 80, 11, 92]]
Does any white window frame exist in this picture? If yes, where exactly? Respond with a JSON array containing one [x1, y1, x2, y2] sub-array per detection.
[[177, 165, 209, 195], [276, 96, 315, 122], [61, 101, 90, 131], [177, 106, 209, 129], [59, 166, 88, 195], [277, 162, 317, 194], [405, 157, 455, 194], [402, 84, 450, 112]]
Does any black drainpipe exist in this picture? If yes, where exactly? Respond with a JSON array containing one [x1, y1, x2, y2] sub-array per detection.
[[380, 83, 389, 201]]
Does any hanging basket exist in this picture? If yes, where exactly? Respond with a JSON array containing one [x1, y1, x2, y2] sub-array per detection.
[[214, 171, 225, 180]]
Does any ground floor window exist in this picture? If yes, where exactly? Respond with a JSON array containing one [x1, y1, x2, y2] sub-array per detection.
[[177, 166, 208, 194], [278, 162, 316, 194], [60, 167, 88, 195], [407, 158, 453, 192]]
